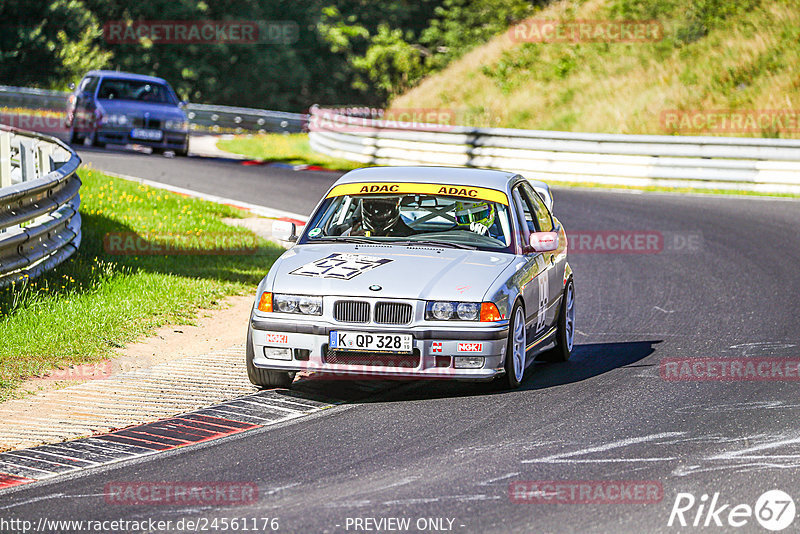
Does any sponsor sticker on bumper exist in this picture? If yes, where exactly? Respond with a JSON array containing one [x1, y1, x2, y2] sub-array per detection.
[[264, 333, 288, 344], [458, 342, 483, 352]]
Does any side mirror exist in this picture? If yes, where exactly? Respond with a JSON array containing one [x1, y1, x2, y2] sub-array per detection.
[[272, 220, 297, 242], [524, 231, 559, 253], [179, 100, 188, 108]]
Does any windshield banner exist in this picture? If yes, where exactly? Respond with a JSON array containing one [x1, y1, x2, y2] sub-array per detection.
[[327, 182, 509, 205]]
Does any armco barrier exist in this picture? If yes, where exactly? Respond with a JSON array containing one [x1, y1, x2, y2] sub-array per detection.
[[0, 85, 306, 134], [0, 126, 82, 287], [307, 106, 800, 194]]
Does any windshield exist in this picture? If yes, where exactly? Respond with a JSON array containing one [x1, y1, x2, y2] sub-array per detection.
[[301, 186, 515, 253], [97, 78, 176, 104]]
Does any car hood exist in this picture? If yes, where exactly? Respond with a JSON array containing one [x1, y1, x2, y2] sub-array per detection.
[[268, 244, 514, 302], [97, 100, 185, 120]]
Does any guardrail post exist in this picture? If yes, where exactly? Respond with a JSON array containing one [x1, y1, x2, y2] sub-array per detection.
[[19, 139, 35, 182], [37, 143, 53, 175], [0, 132, 10, 188]]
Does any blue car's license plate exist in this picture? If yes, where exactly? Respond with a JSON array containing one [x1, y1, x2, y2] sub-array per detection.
[[330, 331, 413, 353], [130, 128, 163, 141]]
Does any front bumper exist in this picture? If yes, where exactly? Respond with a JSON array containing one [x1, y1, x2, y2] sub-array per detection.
[[96, 126, 189, 150], [250, 317, 509, 381]]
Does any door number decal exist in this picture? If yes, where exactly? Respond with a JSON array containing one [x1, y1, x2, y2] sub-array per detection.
[[536, 270, 549, 332]]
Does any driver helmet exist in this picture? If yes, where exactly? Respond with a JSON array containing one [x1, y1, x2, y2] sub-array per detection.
[[362, 196, 401, 235], [455, 200, 495, 230]]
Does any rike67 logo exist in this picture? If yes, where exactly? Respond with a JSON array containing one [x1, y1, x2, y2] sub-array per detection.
[[668, 490, 796, 531]]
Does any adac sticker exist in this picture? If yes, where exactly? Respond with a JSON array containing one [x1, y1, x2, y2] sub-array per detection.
[[290, 253, 392, 280], [327, 182, 509, 205]]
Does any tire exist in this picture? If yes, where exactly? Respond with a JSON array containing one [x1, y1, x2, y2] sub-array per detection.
[[502, 301, 527, 389], [90, 130, 105, 148], [151, 147, 165, 155], [69, 126, 83, 145], [539, 278, 575, 362], [246, 325, 295, 388], [175, 140, 189, 157]]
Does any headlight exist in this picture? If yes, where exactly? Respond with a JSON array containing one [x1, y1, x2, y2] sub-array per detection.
[[272, 294, 322, 316], [426, 301, 479, 321], [425, 301, 501, 322], [101, 114, 130, 126], [456, 302, 480, 321], [165, 119, 189, 131]]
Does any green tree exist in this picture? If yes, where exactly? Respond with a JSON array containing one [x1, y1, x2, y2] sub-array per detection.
[[0, 0, 111, 90]]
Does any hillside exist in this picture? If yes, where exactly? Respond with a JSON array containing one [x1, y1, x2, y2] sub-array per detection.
[[390, 0, 800, 137]]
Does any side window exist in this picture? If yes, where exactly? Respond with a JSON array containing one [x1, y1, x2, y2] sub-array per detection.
[[513, 184, 536, 233], [520, 183, 553, 232]]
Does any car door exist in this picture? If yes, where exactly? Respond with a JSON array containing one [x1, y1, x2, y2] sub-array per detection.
[[70, 76, 98, 132], [519, 182, 565, 330], [510, 183, 548, 342]]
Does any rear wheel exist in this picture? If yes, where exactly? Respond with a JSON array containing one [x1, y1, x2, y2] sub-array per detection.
[[246, 325, 295, 388], [502, 302, 527, 389], [539, 278, 575, 362]]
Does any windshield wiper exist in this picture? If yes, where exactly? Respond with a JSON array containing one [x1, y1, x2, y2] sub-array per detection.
[[392, 239, 477, 250], [312, 236, 380, 244]]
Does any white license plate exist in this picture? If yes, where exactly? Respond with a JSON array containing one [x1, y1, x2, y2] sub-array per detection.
[[330, 331, 413, 353], [130, 128, 163, 141]]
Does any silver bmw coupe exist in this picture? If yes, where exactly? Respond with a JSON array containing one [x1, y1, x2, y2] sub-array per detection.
[[247, 166, 574, 389]]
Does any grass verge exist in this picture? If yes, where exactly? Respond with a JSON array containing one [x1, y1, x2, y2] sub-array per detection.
[[0, 167, 284, 401], [217, 133, 363, 171]]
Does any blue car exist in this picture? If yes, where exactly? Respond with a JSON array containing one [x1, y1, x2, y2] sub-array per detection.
[[66, 70, 190, 156]]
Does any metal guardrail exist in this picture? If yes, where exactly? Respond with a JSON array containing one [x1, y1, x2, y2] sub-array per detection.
[[308, 106, 800, 194], [0, 85, 307, 134], [0, 126, 82, 288]]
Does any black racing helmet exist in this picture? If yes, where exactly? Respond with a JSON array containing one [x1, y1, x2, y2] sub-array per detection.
[[361, 196, 401, 235]]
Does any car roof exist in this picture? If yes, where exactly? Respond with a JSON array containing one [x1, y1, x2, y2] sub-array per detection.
[[84, 70, 168, 84], [336, 166, 518, 190]]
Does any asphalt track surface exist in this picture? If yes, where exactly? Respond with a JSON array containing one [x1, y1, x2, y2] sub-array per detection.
[[3, 145, 800, 533]]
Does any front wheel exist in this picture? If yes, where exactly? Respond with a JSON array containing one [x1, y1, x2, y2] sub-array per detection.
[[539, 278, 575, 362], [175, 140, 189, 157], [69, 125, 84, 145], [502, 302, 527, 389], [90, 130, 105, 148], [246, 325, 295, 388]]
